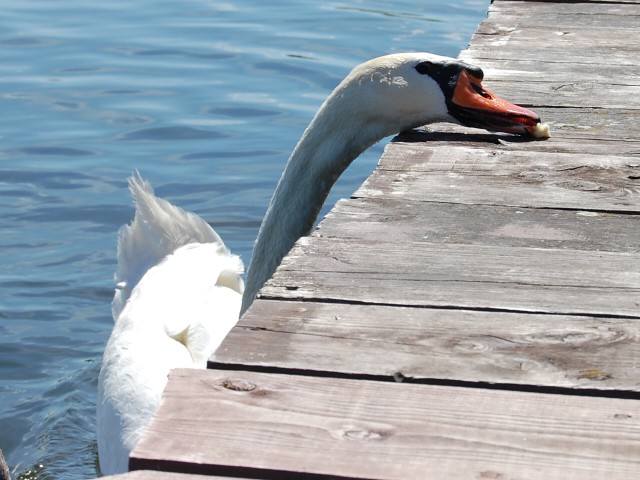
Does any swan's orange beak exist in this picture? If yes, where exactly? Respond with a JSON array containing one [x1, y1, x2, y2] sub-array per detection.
[[448, 69, 541, 136]]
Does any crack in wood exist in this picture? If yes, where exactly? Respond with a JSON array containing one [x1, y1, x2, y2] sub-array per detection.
[[255, 295, 640, 320], [208, 361, 640, 401]]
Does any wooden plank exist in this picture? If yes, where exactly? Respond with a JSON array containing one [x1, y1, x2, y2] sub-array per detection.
[[357, 168, 640, 214], [480, 15, 640, 33], [375, 142, 640, 175], [476, 13, 640, 32], [491, 1, 640, 19], [419, 109, 640, 144], [465, 46, 635, 70], [131, 369, 640, 480], [469, 26, 640, 58], [356, 144, 640, 214], [318, 198, 640, 253], [461, 3, 640, 109], [464, 3, 640, 65], [215, 300, 640, 392], [393, 125, 640, 157], [259, 236, 640, 318], [456, 57, 640, 87], [479, 81, 640, 110]]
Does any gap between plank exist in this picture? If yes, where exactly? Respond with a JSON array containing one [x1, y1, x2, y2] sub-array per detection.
[[255, 294, 640, 321], [207, 360, 640, 401], [130, 458, 377, 480]]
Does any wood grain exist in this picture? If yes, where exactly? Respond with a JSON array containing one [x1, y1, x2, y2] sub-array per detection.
[[355, 144, 640, 214], [131, 369, 640, 480], [456, 58, 640, 87], [215, 300, 640, 392], [488, 1, 640, 25], [464, 22, 640, 66], [317, 198, 640, 253], [259, 236, 640, 317], [403, 112, 640, 156]]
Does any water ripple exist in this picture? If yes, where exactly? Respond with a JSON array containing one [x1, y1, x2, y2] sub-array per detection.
[[121, 125, 230, 141]]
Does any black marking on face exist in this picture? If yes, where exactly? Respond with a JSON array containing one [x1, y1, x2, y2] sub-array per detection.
[[414, 60, 484, 100]]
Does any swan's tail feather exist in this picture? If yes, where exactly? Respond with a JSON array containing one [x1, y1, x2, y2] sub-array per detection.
[[112, 172, 232, 320]]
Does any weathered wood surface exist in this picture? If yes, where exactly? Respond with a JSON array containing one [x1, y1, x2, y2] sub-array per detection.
[[257, 236, 640, 318], [361, 143, 640, 213], [464, 2, 640, 67], [132, 369, 640, 480], [393, 121, 640, 157], [319, 198, 640, 252], [481, 3, 640, 32], [216, 300, 640, 392], [131, 1, 640, 478]]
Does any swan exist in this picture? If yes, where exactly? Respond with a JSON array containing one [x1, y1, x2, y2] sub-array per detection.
[[97, 52, 542, 475]]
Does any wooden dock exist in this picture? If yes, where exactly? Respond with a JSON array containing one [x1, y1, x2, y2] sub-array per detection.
[[107, 1, 640, 479]]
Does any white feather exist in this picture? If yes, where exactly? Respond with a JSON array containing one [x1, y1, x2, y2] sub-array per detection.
[[98, 178, 243, 475]]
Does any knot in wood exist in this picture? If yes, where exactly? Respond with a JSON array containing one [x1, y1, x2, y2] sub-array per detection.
[[221, 378, 257, 392], [343, 429, 384, 441], [337, 423, 393, 441], [613, 413, 633, 420]]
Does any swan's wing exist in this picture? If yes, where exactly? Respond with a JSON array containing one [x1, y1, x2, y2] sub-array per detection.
[[127, 241, 245, 364], [112, 173, 233, 320], [98, 241, 244, 475]]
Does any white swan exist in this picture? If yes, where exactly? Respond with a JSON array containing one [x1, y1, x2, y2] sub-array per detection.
[[97, 52, 542, 475]]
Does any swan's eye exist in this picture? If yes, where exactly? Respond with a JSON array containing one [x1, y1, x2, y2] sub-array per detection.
[[471, 82, 492, 99], [415, 61, 437, 76]]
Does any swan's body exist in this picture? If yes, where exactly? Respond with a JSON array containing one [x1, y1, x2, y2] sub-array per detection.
[[97, 177, 243, 474], [97, 53, 541, 475]]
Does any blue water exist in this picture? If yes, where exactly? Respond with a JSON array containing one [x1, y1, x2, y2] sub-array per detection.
[[0, 1, 489, 478]]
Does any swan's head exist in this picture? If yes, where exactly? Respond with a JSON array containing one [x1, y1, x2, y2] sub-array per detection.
[[337, 53, 541, 137]]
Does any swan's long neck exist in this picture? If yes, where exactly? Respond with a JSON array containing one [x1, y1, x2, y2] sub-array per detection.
[[240, 84, 394, 314]]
